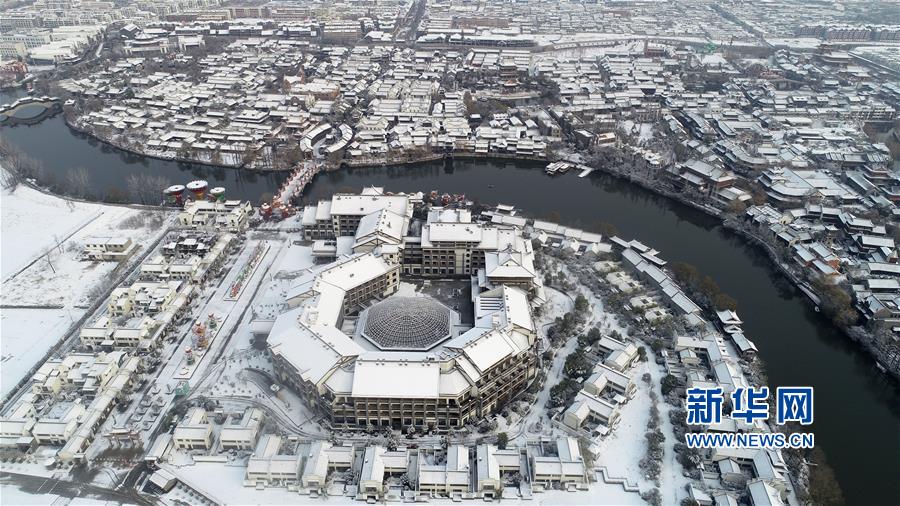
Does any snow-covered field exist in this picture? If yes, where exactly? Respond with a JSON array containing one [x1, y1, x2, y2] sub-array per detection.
[[3, 253, 116, 308], [0, 308, 75, 397], [1, 188, 169, 306], [2, 181, 104, 279], [0, 179, 174, 398]]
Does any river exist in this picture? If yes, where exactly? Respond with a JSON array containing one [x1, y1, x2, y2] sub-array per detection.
[[1, 97, 898, 505]]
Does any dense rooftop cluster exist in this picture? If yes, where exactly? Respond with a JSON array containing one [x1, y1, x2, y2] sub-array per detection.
[[1, 0, 895, 378], [1, 1, 899, 504]]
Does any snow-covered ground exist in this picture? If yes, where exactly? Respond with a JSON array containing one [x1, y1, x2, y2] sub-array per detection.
[[251, 241, 315, 321], [590, 355, 694, 504], [0, 478, 135, 506], [0, 484, 65, 505], [700, 53, 729, 67], [617, 120, 655, 146], [0, 308, 75, 397], [0, 179, 174, 398], [538, 483, 644, 505], [2, 204, 170, 306], [2, 181, 105, 279], [0, 453, 92, 505], [593, 360, 653, 487], [538, 260, 692, 502], [764, 37, 825, 49]]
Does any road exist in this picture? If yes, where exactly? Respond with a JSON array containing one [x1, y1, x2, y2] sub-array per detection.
[[394, 0, 427, 42], [139, 239, 282, 438], [1, 471, 153, 506]]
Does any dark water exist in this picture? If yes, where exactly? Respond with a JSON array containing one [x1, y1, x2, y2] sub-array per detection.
[[0, 98, 285, 202], [1, 100, 898, 505]]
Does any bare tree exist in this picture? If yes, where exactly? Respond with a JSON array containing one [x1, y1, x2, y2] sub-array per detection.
[[242, 144, 258, 167], [126, 173, 144, 203], [144, 174, 171, 204], [66, 167, 91, 198], [126, 173, 172, 204], [0, 138, 26, 189], [43, 246, 56, 274], [0, 165, 19, 190]]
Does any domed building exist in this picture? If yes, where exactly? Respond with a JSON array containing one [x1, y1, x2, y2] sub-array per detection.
[[267, 251, 538, 431], [268, 188, 542, 431], [360, 297, 453, 350]]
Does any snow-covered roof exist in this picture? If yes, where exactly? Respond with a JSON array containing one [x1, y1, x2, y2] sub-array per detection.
[[351, 356, 441, 398], [330, 194, 410, 217], [354, 208, 407, 245], [423, 222, 483, 243], [268, 307, 364, 386]]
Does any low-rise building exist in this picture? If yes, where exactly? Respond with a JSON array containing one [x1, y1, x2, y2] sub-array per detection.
[[562, 391, 620, 433], [178, 200, 252, 231], [244, 435, 301, 486], [83, 237, 135, 262], [219, 408, 264, 450], [529, 438, 588, 489], [173, 407, 213, 450], [416, 445, 470, 496], [475, 444, 522, 498]]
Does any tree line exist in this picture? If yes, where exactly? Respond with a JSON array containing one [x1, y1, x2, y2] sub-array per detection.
[[669, 261, 739, 312]]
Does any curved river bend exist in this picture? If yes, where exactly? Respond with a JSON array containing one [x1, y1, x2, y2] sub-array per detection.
[[1, 102, 898, 505]]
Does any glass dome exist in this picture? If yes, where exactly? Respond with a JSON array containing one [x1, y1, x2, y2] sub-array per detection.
[[362, 296, 452, 350]]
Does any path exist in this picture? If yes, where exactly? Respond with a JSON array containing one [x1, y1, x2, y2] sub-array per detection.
[[646, 348, 688, 504], [511, 273, 593, 441]]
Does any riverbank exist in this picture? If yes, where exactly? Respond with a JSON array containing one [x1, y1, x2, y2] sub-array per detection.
[[579, 158, 899, 382], [1, 126, 898, 501], [9, 122, 893, 377], [722, 217, 899, 380], [341, 151, 549, 168], [62, 118, 283, 172], [64, 111, 554, 174]]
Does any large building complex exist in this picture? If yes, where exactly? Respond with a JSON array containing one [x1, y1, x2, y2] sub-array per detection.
[[301, 188, 541, 294], [267, 188, 542, 431]]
